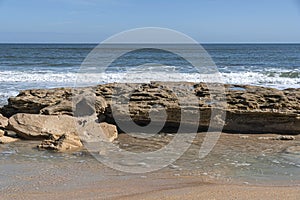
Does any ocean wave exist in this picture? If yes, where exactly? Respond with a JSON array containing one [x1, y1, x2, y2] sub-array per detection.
[[221, 72, 299, 89], [0, 71, 77, 83], [0, 70, 299, 89]]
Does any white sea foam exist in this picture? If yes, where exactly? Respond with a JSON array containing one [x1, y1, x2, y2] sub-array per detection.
[[0, 71, 77, 83], [221, 71, 300, 89], [0, 70, 299, 106], [0, 70, 299, 89]]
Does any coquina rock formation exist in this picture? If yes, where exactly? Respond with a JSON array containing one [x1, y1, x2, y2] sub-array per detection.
[[1, 82, 299, 137]]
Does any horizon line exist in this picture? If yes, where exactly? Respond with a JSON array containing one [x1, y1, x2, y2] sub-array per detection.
[[1, 42, 300, 45]]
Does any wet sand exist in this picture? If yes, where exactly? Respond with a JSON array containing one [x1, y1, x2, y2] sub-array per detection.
[[1, 133, 300, 199], [116, 184, 300, 200], [4, 175, 300, 200]]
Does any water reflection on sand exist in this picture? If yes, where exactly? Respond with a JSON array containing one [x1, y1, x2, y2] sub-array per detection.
[[0, 132, 299, 198]]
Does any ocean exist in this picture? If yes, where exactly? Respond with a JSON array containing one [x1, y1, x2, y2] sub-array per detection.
[[0, 43, 299, 105]]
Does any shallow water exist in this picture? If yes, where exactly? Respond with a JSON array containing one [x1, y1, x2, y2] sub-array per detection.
[[115, 133, 300, 186], [1, 133, 299, 196]]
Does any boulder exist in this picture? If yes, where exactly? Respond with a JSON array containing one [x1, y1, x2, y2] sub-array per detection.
[[274, 135, 295, 140], [0, 136, 19, 144], [8, 113, 118, 144], [8, 113, 79, 140], [79, 122, 118, 143], [0, 114, 8, 128], [37, 122, 118, 152]]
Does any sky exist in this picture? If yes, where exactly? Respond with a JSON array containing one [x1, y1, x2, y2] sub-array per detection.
[[1, 0, 300, 43]]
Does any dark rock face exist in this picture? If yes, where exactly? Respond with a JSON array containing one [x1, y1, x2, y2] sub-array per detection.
[[1, 82, 299, 134], [224, 111, 299, 134]]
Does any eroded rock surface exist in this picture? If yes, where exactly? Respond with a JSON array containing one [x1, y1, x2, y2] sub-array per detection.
[[1, 82, 300, 135], [1, 88, 74, 117], [8, 113, 118, 142], [36, 121, 118, 152], [8, 114, 79, 140]]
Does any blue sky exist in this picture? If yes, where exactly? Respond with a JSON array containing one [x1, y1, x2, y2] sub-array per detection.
[[1, 0, 300, 43]]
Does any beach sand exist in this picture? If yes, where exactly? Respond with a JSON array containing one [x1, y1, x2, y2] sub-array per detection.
[[5, 175, 300, 200], [116, 184, 300, 200]]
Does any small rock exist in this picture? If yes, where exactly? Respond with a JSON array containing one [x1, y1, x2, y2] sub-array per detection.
[[239, 135, 249, 139], [258, 136, 274, 140], [0, 136, 19, 144], [37, 133, 83, 152], [274, 135, 295, 141], [0, 130, 4, 137], [0, 114, 8, 128]]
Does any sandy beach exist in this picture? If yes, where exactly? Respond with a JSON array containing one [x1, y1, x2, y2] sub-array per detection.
[[4, 173, 300, 200], [115, 184, 300, 200]]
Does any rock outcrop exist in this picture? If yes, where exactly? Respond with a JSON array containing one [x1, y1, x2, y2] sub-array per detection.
[[1, 82, 300, 135], [1, 88, 74, 117]]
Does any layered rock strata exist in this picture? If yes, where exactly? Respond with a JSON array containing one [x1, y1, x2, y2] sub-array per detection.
[[1, 82, 299, 135]]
